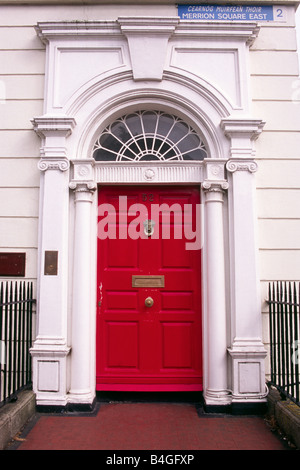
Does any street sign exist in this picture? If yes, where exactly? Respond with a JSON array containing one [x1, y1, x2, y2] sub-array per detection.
[[178, 5, 287, 22]]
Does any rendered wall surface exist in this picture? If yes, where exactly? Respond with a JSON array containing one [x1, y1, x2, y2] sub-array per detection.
[[248, 6, 300, 373]]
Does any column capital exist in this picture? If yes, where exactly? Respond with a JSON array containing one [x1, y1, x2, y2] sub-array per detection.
[[69, 181, 97, 192], [69, 181, 97, 202], [202, 180, 229, 204], [202, 180, 229, 192], [69, 160, 96, 201], [38, 158, 70, 172], [34, 116, 76, 173], [226, 159, 258, 174]]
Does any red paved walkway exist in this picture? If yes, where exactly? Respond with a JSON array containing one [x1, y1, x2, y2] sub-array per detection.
[[10, 402, 291, 451]]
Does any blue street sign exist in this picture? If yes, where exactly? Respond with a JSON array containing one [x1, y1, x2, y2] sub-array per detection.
[[178, 5, 286, 22]]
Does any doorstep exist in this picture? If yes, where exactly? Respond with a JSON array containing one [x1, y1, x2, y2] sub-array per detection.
[[0, 390, 36, 450], [267, 387, 300, 449]]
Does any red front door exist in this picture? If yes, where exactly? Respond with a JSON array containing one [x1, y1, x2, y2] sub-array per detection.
[[96, 186, 202, 391]]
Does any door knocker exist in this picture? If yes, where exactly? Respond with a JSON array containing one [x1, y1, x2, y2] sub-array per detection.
[[143, 219, 155, 237]]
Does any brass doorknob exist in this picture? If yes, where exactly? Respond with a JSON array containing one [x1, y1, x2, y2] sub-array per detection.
[[145, 297, 154, 307]]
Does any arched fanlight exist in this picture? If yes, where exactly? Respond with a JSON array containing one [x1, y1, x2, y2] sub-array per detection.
[[93, 111, 207, 162]]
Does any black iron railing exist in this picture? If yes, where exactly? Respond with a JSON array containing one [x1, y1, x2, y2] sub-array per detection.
[[0, 281, 35, 407], [268, 281, 299, 406]]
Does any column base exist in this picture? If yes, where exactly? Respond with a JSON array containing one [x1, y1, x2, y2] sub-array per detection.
[[203, 389, 268, 415], [204, 400, 267, 415], [36, 397, 97, 414], [203, 389, 232, 413], [204, 403, 232, 414], [228, 340, 268, 405], [30, 338, 71, 408], [230, 398, 268, 415], [67, 390, 96, 406]]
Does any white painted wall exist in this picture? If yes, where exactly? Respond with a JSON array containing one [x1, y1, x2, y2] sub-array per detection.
[[296, 5, 300, 66], [250, 5, 300, 374]]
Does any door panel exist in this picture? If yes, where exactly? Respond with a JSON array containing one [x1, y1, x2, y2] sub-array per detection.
[[96, 186, 202, 391], [106, 322, 139, 369], [162, 322, 193, 368]]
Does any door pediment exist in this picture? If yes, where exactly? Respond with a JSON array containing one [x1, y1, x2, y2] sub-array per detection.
[[35, 18, 260, 114]]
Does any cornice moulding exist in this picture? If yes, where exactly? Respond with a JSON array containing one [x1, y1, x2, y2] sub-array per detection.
[[221, 118, 265, 139], [35, 19, 260, 40], [173, 21, 260, 44], [32, 116, 76, 137], [35, 21, 122, 43], [118, 16, 180, 34], [34, 18, 260, 50], [35, 17, 180, 43], [1, 0, 297, 4]]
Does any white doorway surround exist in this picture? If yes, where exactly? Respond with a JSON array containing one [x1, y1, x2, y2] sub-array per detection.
[[30, 17, 267, 411]]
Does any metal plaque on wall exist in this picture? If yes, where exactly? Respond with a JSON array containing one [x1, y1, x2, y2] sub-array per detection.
[[0, 253, 26, 277]]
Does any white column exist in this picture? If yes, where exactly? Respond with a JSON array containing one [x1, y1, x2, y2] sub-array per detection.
[[221, 118, 267, 405], [226, 160, 267, 403], [68, 180, 96, 406], [30, 117, 75, 408], [202, 180, 231, 408]]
